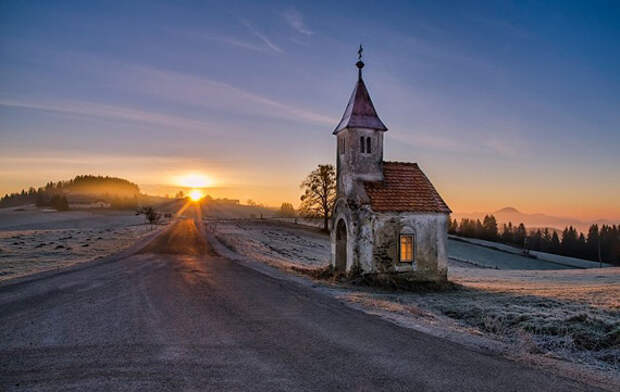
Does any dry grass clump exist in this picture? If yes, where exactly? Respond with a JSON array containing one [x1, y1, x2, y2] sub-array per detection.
[[350, 273, 460, 292], [290, 264, 335, 280], [292, 264, 460, 292], [432, 291, 620, 368]]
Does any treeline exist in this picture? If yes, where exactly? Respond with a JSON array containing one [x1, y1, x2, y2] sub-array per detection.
[[448, 215, 620, 265], [0, 175, 140, 210], [62, 175, 139, 196], [0, 185, 71, 211]]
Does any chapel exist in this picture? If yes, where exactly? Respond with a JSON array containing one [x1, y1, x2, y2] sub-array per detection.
[[330, 49, 451, 281]]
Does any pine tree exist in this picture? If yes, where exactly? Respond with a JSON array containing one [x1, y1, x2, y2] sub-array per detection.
[[514, 223, 527, 248], [551, 231, 561, 252], [482, 215, 498, 241], [501, 222, 514, 244], [586, 224, 600, 261]]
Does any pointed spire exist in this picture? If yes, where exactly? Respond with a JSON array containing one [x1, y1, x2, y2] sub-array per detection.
[[333, 46, 387, 134]]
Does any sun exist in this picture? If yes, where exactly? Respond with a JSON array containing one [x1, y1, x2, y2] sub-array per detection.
[[188, 189, 205, 201]]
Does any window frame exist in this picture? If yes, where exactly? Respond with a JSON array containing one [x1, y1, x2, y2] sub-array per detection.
[[360, 136, 365, 153], [366, 137, 372, 153], [399, 234, 415, 263]]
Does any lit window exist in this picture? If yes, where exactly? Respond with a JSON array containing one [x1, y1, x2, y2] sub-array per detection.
[[399, 234, 414, 263], [360, 136, 365, 153], [366, 137, 372, 153]]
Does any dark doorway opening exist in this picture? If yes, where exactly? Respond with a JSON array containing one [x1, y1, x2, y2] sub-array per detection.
[[335, 219, 347, 272]]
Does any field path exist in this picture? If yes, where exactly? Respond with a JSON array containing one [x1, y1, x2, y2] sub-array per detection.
[[0, 214, 603, 391]]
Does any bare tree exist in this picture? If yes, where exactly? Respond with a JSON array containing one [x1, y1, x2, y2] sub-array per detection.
[[299, 164, 336, 232], [137, 206, 161, 229]]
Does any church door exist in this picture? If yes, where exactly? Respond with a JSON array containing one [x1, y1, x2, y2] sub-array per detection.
[[335, 219, 347, 272]]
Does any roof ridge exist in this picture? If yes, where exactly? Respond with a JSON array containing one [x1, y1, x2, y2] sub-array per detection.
[[383, 161, 419, 166]]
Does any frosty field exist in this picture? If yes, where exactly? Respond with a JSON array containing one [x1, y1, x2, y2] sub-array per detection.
[[0, 206, 158, 281], [209, 219, 330, 269], [449, 238, 568, 270], [450, 235, 611, 269]]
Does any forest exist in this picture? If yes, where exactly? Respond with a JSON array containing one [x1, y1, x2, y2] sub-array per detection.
[[449, 215, 620, 265], [0, 175, 140, 210]]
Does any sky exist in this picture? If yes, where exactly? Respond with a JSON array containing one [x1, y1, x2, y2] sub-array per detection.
[[1, 0, 619, 220]]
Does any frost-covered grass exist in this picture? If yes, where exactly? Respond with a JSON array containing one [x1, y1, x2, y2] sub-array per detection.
[[422, 290, 617, 364], [448, 239, 565, 270], [450, 235, 612, 269], [342, 285, 619, 372], [211, 218, 620, 376], [209, 219, 329, 269], [0, 207, 157, 281]]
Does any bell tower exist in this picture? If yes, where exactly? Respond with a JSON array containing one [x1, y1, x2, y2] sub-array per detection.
[[334, 46, 388, 198]]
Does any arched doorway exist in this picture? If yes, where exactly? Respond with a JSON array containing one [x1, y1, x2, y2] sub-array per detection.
[[335, 219, 347, 272]]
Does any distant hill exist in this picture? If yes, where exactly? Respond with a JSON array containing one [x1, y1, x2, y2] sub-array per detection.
[[0, 175, 141, 209], [62, 175, 139, 197], [453, 206, 617, 233], [494, 207, 520, 214]]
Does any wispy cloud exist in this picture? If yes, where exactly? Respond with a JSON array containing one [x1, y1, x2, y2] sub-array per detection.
[[282, 8, 313, 36], [239, 19, 283, 53], [117, 65, 334, 126], [0, 99, 223, 133], [389, 126, 527, 157], [164, 27, 270, 53], [196, 33, 268, 53], [0, 49, 335, 129]]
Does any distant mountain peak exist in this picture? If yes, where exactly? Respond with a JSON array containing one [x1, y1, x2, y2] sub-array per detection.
[[495, 207, 520, 214]]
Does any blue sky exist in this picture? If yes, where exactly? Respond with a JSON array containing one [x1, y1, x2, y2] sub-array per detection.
[[1, 1, 619, 218]]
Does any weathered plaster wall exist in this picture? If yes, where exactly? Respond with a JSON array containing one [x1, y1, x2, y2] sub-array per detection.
[[370, 213, 448, 281], [331, 198, 448, 281], [337, 128, 384, 198]]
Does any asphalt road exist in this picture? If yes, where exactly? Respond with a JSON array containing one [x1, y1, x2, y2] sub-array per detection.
[[0, 217, 601, 391]]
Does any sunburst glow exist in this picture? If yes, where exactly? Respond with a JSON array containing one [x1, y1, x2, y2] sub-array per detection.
[[189, 189, 205, 201], [177, 173, 212, 188]]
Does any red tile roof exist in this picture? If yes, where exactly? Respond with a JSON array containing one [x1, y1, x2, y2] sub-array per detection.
[[363, 162, 451, 213]]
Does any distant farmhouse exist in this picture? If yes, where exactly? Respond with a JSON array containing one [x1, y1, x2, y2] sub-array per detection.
[[331, 50, 451, 281], [68, 195, 111, 209]]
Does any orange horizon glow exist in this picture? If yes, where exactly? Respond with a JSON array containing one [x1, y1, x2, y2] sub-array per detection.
[[175, 173, 213, 189], [0, 159, 618, 221]]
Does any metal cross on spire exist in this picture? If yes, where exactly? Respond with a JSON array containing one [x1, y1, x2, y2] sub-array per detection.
[[356, 44, 365, 80]]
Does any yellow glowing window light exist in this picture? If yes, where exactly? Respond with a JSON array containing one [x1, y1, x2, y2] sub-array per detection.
[[399, 234, 414, 263]]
